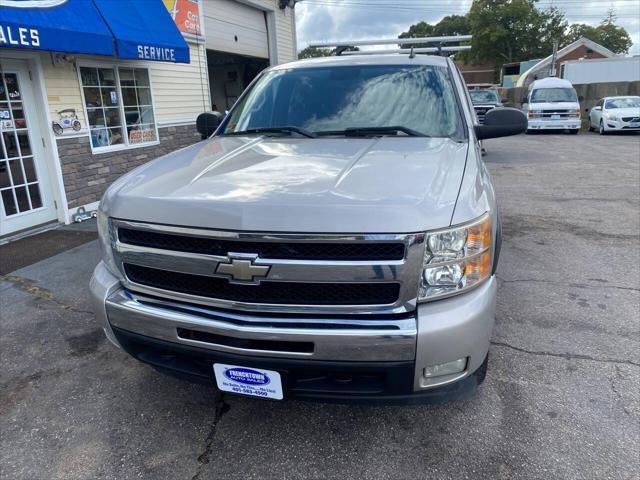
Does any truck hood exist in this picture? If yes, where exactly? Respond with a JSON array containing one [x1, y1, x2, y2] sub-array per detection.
[[103, 136, 469, 233]]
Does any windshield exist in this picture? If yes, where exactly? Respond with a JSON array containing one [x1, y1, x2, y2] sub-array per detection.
[[530, 88, 578, 103], [221, 65, 464, 138], [605, 97, 640, 109], [470, 90, 499, 104]]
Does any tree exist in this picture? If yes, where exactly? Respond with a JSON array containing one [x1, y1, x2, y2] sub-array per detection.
[[433, 15, 470, 37], [567, 10, 632, 54], [398, 21, 435, 49], [298, 46, 359, 59], [467, 0, 567, 67], [298, 46, 332, 59]]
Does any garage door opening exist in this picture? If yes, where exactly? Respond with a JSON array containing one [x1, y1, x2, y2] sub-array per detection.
[[207, 50, 269, 112]]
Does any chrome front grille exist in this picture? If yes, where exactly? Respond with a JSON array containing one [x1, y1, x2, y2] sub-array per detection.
[[118, 228, 406, 261], [111, 219, 425, 315], [123, 264, 401, 305]]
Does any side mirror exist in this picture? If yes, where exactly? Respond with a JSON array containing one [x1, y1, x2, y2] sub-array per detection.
[[578, 95, 584, 102], [474, 107, 528, 140], [501, 98, 509, 104], [196, 111, 224, 139], [593, 106, 602, 111], [521, 96, 528, 104]]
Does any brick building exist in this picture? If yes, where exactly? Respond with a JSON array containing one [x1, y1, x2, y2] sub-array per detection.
[[516, 37, 616, 88]]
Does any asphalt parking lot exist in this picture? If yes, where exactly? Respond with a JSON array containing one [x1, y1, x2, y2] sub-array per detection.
[[1, 132, 639, 480]]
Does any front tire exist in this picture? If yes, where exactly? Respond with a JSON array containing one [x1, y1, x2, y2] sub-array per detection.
[[599, 120, 606, 135], [569, 129, 579, 135]]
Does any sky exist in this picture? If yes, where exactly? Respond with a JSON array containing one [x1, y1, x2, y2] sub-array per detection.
[[295, 0, 640, 55]]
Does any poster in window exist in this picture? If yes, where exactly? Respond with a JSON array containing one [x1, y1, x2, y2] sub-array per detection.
[[129, 127, 157, 145]]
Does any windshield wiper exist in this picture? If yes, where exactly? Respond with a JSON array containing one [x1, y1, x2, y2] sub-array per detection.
[[224, 126, 316, 138], [316, 126, 428, 137]]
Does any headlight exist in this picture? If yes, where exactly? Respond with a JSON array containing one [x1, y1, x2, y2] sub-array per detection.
[[419, 214, 493, 301], [97, 209, 122, 278], [607, 113, 618, 121], [570, 109, 580, 118]]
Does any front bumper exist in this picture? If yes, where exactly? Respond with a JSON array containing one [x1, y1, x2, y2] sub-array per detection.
[[90, 262, 496, 403], [528, 118, 581, 130], [603, 118, 640, 131]]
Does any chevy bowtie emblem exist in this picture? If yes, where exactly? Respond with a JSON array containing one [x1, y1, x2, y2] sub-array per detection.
[[215, 253, 270, 284]]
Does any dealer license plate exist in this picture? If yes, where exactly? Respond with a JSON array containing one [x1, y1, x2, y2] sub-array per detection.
[[213, 363, 283, 400], [629, 122, 640, 128]]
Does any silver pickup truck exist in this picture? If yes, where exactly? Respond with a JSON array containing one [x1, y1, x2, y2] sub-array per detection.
[[90, 53, 526, 404]]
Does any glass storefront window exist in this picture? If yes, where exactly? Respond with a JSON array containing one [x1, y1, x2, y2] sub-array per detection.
[[79, 66, 158, 151], [118, 68, 157, 146]]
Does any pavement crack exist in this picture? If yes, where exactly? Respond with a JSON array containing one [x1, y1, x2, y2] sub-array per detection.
[[610, 365, 633, 417], [1, 274, 94, 316], [496, 276, 640, 293], [191, 392, 230, 480], [490, 341, 640, 368]]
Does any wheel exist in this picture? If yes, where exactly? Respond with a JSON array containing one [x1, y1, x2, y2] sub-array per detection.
[[52, 123, 63, 135], [569, 129, 579, 135], [588, 118, 593, 131], [72, 120, 82, 131], [599, 120, 606, 135], [492, 214, 502, 274], [474, 354, 489, 385]]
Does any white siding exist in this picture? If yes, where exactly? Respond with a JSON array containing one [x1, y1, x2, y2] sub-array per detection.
[[273, 5, 296, 63], [203, 0, 269, 59], [41, 55, 89, 127], [149, 43, 210, 124], [202, 0, 296, 64], [247, 0, 297, 63], [41, 43, 210, 128]]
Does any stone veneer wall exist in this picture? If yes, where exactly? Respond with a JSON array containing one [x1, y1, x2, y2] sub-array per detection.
[[56, 124, 201, 209]]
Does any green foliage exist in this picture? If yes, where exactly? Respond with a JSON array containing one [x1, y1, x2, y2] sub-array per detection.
[[298, 46, 360, 59], [398, 21, 435, 49], [398, 3, 633, 66], [566, 10, 632, 54], [433, 15, 471, 37], [298, 46, 333, 59], [468, 0, 567, 66]]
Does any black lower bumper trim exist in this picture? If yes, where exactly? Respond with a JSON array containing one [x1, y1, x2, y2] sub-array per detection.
[[112, 327, 483, 405]]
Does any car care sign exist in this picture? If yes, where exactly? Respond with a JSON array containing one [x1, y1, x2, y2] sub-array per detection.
[[213, 364, 283, 400], [163, 0, 201, 37]]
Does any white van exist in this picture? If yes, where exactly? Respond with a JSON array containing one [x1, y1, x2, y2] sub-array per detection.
[[522, 77, 582, 134]]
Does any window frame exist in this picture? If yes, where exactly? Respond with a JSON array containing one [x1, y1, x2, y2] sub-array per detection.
[[77, 61, 160, 154]]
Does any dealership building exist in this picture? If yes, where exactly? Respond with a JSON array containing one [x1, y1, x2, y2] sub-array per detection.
[[0, 0, 297, 238]]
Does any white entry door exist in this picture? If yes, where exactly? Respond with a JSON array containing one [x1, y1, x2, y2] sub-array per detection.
[[0, 59, 57, 236]]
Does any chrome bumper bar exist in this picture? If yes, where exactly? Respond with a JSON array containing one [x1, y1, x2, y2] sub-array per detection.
[[105, 288, 417, 362]]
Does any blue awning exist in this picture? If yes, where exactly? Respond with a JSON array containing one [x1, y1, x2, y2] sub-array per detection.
[[94, 0, 190, 64], [0, 0, 190, 64], [0, 0, 115, 56]]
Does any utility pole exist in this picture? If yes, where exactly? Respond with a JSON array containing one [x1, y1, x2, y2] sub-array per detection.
[[550, 41, 559, 77]]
